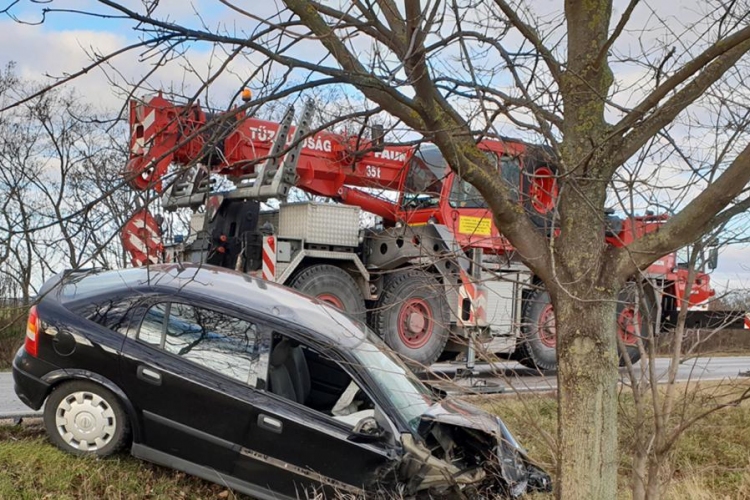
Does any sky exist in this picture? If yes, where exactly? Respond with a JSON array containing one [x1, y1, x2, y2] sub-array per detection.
[[1, 0, 748, 292]]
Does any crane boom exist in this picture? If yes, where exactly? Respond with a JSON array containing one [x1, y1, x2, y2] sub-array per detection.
[[127, 93, 413, 221]]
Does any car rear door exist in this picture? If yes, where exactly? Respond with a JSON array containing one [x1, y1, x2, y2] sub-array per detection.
[[119, 300, 272, 477]]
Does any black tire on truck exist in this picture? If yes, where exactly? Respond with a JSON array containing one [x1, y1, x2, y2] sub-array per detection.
[[516, 288, 558, 371], [289, 264, 366, 322], [616, 283, 656, 366], [516, 284, 656, 371], [371, 269, 450, 368]]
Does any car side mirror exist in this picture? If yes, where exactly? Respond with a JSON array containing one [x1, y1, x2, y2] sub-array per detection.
[[426, 383, 447, 401], [347, 416, 387, 444], [706, 247, 719, 271]]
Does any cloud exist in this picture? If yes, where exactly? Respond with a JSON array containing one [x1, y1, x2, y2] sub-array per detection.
[[1, 1, 748, 292], [711, 244, 750, 292], [0, 18, 274, 112], [0, 21, 128, 108]]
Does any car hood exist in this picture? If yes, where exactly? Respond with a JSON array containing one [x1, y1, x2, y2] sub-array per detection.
[[418, 398, 521, 444], [397, 398, 551, 498]]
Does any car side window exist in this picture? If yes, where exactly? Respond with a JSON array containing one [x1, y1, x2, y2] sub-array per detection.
[[267, 335, 385, 433], [75, 297, 141, 334], [138, 302, 270, 388], [138, 303, 167, 346]]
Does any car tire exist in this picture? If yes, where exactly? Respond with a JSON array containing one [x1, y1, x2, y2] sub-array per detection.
[[289, 264, 366, 322], [43, 380, 130, 457], [372, 269, 450, 368]]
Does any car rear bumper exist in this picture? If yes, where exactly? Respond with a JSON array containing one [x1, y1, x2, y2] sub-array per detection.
[[12, 348, 53, 410]]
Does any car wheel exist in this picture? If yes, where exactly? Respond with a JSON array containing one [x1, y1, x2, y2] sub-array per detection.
[[43, 380, 129, 457]]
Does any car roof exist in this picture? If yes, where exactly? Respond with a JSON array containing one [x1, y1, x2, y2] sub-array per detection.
[[58, 264, 369, 348]]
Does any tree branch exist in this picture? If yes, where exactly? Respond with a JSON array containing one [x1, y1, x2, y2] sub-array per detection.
[[613, 24, 750, 135], [492, 0, 562, 84], [613, 142, 750, 277], [610, 38, 750, 168]]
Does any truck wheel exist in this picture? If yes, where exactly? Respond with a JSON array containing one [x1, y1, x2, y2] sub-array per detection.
[[517, 285, 656, 371], [290, 264, 366, 322], [517, 288, 558, 371], [617, 283, 656, 366], [523, 162, 558, 229], [372, 270, 450, 368]]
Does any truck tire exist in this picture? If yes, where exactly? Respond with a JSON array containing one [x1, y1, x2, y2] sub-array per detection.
[[517, 285, 655, 371], [517, 288, 557, 371], [371, 270, 450, 368], [289, 264, 366, 322], [616, 283, 656, 366]]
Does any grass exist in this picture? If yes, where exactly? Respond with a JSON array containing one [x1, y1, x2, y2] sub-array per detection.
[[0, 421, 245, 499], [475, 381, 750, 499], [3, 383, 750, 499]]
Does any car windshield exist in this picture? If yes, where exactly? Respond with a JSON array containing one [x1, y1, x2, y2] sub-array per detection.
[[350, 331, 434, 430]]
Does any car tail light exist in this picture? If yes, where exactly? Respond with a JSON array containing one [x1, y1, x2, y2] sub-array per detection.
[[25, 306, 39, 357]]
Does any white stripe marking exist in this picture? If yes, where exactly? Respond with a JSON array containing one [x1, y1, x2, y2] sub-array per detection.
[[141, 110, 156, 131]]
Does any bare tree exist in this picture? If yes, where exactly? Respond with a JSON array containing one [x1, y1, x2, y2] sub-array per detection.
[[0, 65, 137, 297]]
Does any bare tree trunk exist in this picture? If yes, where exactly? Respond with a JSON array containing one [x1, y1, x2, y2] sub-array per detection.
[[556, 293, 619, 499], [632, 452, 648, 500], [646, 458, 662, 500], [631, 388, 649, 500]]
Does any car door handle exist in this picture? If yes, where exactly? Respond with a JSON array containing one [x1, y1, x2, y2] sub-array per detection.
[[257, 414, 283, 434], [137, 365, 162, 386]]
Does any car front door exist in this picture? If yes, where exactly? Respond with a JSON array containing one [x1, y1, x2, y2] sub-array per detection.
[[231, 340, 400, 497], [119, 300, 272, 477]]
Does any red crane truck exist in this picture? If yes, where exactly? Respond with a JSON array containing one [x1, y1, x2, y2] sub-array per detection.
[[121, 93, 747, 370]]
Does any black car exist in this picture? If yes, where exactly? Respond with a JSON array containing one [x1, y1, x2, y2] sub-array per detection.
[[13, 264, 550, 498]]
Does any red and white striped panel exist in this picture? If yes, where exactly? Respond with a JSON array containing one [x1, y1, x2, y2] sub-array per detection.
[[131, 104, 157, 156], [744, 312, 750, 330], [457, 272, 487, 327], [262, 235, 277, 282], [121, 209, 163, 267]]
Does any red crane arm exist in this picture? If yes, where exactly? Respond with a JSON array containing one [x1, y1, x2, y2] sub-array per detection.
[[126, 94, 414, 220]]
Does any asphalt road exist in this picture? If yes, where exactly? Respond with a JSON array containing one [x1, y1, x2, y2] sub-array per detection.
[[427, 355, 750, 394], [2, 356, 749, 418], [0, 371, 40, 419]]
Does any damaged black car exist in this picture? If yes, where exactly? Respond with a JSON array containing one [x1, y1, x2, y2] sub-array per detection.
[[13, 264, 551, 498]]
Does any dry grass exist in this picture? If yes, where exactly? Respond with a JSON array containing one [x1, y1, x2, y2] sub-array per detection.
[[474, 380, 750, 499], [0, 307, 24, 370], [4, 383, 749, 499]]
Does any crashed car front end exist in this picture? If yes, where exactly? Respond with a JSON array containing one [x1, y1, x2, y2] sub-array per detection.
[[397, 399, 552, 498], [348, 333, 550, 498]]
